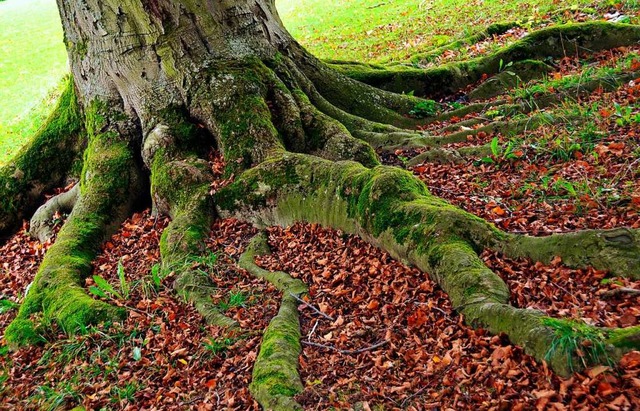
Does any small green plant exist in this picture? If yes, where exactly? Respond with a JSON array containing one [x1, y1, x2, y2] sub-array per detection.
[[110, 382, 139, 404], [203, 337, 236, 356], [613, 102, 640, 126], [409, 100, 438, 118], [479, 136, 522, 164], [553, 178, 578, 198], [0, 298, 19, 314], [448, 101, 465, 110], [32, 382, 81, 411], [218, 290, 248, 311], [190, 252, 218, 271], [600, 278, 624, 286], [542, 317, 612, 372], [89, 260, 130, 300]]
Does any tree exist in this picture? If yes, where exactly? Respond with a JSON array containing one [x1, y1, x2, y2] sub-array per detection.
[[1, 0, 640, 408]]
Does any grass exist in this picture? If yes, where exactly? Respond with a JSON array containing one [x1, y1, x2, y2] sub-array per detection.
[[542, 317, 612, 372], [277, 0, 599, 63], [0, 0, 68, 165]]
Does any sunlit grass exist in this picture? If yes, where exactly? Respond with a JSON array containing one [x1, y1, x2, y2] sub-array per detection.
[[0, 0, 67, 165], [277, 0, 603, 63]]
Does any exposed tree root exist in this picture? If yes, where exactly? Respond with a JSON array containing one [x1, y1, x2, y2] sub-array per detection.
[[29, 183, 79, 243], [241, 233, 306, 410], [0, 78, 84, 240], [337, 22, 640, 97], [5, 102, 143, 347], [405, 145, 492, 167], [145, 118, 237, 328], [401, 21, 521, 67], [216, 152, 640, 375]]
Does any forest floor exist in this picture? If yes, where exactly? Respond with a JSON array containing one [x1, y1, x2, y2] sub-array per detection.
[[2, 2, 640, 411]]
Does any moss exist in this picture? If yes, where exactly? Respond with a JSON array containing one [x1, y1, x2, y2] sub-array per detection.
[[250, 291, 303, 409], [150, 151, 211, 213], [196, 59, 285, 176], [5, 98, 139, 345], [0, 76, 84, 235], [268, 384, 300, 397], [607, 326, 640, 349], [4, 319, 45, 347]]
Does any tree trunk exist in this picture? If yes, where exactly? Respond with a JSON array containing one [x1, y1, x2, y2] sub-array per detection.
[[3, 0, 640, 407]]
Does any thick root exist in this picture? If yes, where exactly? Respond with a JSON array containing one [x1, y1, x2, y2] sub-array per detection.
[[5, 101, 143, 346], [215, 153, 639, 375], [290, 90, 379, 166], [29, 183, 80, 243], [289, 49, 426, 128], [0, 77, 84, 239], [241, 233, 306, 410], [501, 228, 640, 280], [338, 22, 640, 97], [146, 119, 238, 328], [406, 145, 492, 167]]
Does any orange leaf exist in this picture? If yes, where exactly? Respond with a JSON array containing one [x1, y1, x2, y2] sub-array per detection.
[[366, 300, 380, 310], [599, 108, 612, 118], [205, 379, 217, 389], [492, 206, 506, 216], [407, 309, 428, 328]]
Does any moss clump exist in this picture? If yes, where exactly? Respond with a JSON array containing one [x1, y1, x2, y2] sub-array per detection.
[[4, 319, 45, 347], [606, 325, 640, 349]]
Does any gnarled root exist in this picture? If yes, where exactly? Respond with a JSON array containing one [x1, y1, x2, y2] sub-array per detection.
[[29, 183, 80, 243], [145, 118, 237, 328], [5, 101, 143, 347], [241, 233, 306, 410], [0, 78, 84, 240]]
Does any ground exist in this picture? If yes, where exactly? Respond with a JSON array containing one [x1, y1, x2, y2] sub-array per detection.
[[1, 1, 640, 410]]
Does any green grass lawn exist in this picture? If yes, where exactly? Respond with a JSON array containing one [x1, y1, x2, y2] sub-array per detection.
[[0, 0, 630, 164], [0, 0, 67, 165], [277, 0, 598, 62]]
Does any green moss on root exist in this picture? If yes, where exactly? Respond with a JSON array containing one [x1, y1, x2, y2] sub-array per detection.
[[216, 153, 637, 375], [5, 100, 139, 346], [250, 294, 304, 411], [0, 76, 84, 236], [342, 22, 640, 97]]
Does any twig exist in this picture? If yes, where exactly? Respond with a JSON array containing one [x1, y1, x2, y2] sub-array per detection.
[[400, 385, 429, 408], [289, 292, 334, 321], [308, 319, 319, 340], [302, 340, 388, 355], [182, 396, 204, 405], [413, 301, 454, 321], [601, 287, 640, 299]]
